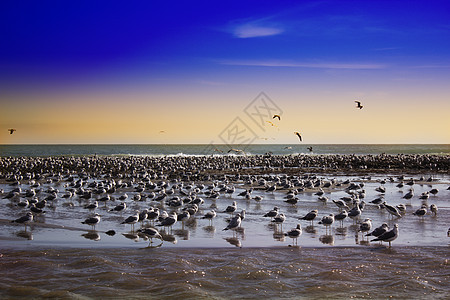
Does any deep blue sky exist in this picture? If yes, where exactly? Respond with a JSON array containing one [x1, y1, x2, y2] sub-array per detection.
[[2, 0, 449, 87]]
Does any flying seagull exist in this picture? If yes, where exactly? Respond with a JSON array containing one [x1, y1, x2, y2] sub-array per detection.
[[8, 129, 16, 134], [273, 114, 281, 120], [307, 146, 313, 152], [355, 101, 363, 109], [294, 131, 302, 142]]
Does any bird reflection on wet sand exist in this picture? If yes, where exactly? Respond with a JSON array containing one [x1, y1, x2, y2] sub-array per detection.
[[305, 225, 317, 234], [16, 230, 33, 240], [203, 225, 216, 237], [173, 228, 189, 240], [224, 237, 241, 247], [335, 227, 348, 236], [319, 234, 334, 245], [122, 232, 139, 242], [82, 231, 101, 241], [160, 231, 177, 244]]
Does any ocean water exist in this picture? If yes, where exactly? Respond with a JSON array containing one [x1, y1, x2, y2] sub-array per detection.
[[1, 148, 449, 298], [1, 143, 449, 157]]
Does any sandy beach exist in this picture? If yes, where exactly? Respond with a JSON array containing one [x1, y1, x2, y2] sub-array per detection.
[[1, 153, 449, 298]]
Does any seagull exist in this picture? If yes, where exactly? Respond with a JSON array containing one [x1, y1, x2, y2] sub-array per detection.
[[227, 148, 245, 154], [307, 146, 313, 152], [318, 214, 334, 232], [429, 188, 439, 196], [138, 227, 162, 244], [285, 224, 302, 246], [294, 131, 302, 142], [11, 212, 33, 231], [371, 224, 399, 247], [121, 211, 140, 231], [366, 223, 389, 240], [354, 100, 363, 109], [29, 203, 45, 214], [272, 213, 286, 229], [201, 210, 216, 225], [413, 204, 427, 219], [147, 208, 160, 224], [158, 212, 177, 231], [84, 201, 98, 210], [273, 114, 281, 120], [138, 209, 149, 225], [403, 188, 414, 200], [383, 202, 402, 219], [348, 205, 362, 223], [429, 204, 438, 216], [81, 213, 101, 230], [334, 210, 348, 226], [177, 211, 190, 228], [358, 218, 372, 240], [332, 199, 349, 211], [109, 202, 126, 213], [299, 209, 318, 226], [223, 213, 242, 231], [264, 207, 279, 221], [223, 201, 237, 216], [8, 128, 17, 134]]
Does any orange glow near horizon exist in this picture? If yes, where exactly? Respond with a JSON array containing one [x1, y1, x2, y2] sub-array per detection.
[[1, 86, 449, 145]]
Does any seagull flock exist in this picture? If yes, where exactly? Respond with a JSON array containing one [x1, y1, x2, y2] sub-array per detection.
[[3, 154, 447, 248]]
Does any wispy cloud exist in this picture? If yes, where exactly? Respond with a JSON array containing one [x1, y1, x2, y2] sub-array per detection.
[[219, 60, 387, 70], [410, 65, 450, 69], [233, 23, 284, 38]]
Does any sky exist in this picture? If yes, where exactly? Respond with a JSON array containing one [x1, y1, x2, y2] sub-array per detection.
[[1, 0, 449, 144]]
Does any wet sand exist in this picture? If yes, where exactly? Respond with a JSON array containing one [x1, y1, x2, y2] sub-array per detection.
[[1, 154, 449, 298]]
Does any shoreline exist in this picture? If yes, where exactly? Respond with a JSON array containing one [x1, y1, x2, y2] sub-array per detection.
[[1, 153, 449, 177]]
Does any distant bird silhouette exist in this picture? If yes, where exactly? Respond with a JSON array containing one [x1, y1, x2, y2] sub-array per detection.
[[266, 121, 276, 127], [8, 129, 16, 134], [228, 148, 244, 154], [307, 146, 313, 152], [294, 131, 302, 142], [273, 114, 281, 120], [355, 101, 363, 109]]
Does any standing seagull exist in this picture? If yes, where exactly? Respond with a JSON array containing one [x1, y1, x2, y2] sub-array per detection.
[[299, 209, 318, 226], [81, 213, 101, 231], [334, 210, 348, 227], [366, 223, 389, 241], [358, 218, 372, 241], [138, 227, 162, 245], [223, 213, 242, 231], [11, 212, 33, 231], [201, 210, 217, 225], [263, 207, 279, 221], [294, 131, 302, 142], [354, 101, 363, 109], [371, 224, 399, 247], [223, 201, 237, 216], [412, 204, 427, 220], [8, 128, 17, 134], [121, 210, 140, 232], [285, 224, 302, 246], [158, 212, 177, 232], [318, 214, 334, 233]]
